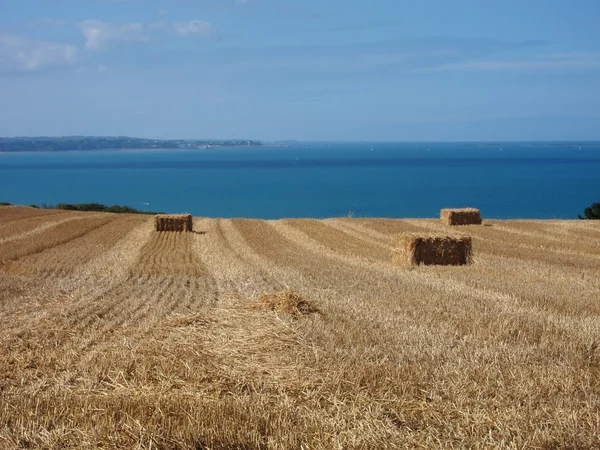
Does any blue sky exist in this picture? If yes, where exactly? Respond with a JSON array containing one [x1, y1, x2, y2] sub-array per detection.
[[1, 0, 599, 141]]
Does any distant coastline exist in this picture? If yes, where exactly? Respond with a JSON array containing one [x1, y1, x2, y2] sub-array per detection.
[[0, 136, 288, 153], [2, 136, 598, 153]]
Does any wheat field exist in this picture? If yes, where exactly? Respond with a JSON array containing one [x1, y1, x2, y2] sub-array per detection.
[[0, 205, 599, 449]]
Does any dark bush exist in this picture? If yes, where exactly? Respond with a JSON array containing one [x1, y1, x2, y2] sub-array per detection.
[[579, 202, 600, 220], [54, 202, 160, 215]]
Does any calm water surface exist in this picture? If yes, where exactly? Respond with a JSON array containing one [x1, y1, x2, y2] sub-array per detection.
[[1, 142, 599, 219]]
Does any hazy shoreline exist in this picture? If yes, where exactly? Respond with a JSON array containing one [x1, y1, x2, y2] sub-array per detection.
[[0, 145, 290, 155]]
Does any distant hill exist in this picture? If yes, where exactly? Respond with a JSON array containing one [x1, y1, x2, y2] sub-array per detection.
[[0, 136, 263, 152]]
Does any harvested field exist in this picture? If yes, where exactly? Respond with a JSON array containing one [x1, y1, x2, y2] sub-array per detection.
[[3, 215, 147, 277], [0, 205, 67, 224], [134, 229, 205, 277], [1, 207, 599, 449], [279, 218, 392, 263], [0, 214, 115, 263], [0, 213, 77, 241]]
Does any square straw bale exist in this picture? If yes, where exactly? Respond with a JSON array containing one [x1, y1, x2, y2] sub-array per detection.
[[395, 233, 473, 266], [155, 214, 193, 232], [440, 208, 482, 226]]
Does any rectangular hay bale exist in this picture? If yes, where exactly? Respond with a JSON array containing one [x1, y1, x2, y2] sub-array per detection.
[[154, 214, 193, 232], [395, 233, 473, 266], [440, 208, 482, 226]]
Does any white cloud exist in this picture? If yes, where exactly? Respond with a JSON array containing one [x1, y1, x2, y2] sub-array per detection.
[[78, 19, 217, 51], [0, 34, 77, 72], [174, 20, 215, 37], [78, 20, 147, 52]]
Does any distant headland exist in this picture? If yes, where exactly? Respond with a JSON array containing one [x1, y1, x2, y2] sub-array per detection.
[[0, 136, 286, 152]]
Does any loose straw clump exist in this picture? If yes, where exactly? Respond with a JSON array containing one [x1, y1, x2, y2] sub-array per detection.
[[257, 291, 318, 317]]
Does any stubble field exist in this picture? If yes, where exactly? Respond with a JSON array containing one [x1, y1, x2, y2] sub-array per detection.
[[0, 205, 599, 449]]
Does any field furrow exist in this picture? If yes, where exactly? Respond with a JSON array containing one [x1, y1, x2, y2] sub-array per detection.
[[484, 220, 600, 253], [88, 276, 174, 331], [492, 219, 600, 241], [0, 205, 67, 223], [110, 228, 219, 324], [67, 240, 217, 336], [323, 218, 394, 246], [229, 219, 326, 283], [192, 218, 286, 298], [445, 252, 600, 316], [31, 224, 213, 335], [111, 276, 210, 330], [0, 215, 84, 244], [133, 231, 205, 277], [6, 215, 147, 277], [0, 215, 115, 264], [281, 219, 392, 263], [490, 220, 600, 256], [355, 217, 434, 236], [0, 212, 75, 241], [0, 217, 152, 339]]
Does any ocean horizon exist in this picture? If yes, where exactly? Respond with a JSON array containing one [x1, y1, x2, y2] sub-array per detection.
[[1, 141, 599, 219]]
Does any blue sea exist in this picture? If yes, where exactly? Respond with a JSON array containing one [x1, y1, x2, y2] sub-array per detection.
[[1, 142, 599, 219]]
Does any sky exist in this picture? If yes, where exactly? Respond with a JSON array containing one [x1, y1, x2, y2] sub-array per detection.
[[1, 0, 599, 141]]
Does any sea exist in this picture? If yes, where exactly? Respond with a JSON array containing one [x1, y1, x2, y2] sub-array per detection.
[[1, 142, 599, 219]]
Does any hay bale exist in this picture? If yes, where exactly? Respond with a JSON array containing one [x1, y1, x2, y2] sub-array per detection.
[[395, 233, 473, 266], [440, 208, 482, 226], [154, 214, 193, 232]]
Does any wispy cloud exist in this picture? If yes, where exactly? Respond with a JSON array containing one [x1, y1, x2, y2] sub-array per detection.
[[174, 20, 215, 37], [78, 20, 147, 51], [417, 52, 600, 73], [0, 34, 77, 73], [78, 19, 218, 51], [535, 52, 600, 61], [210, 38, 546, 75]]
